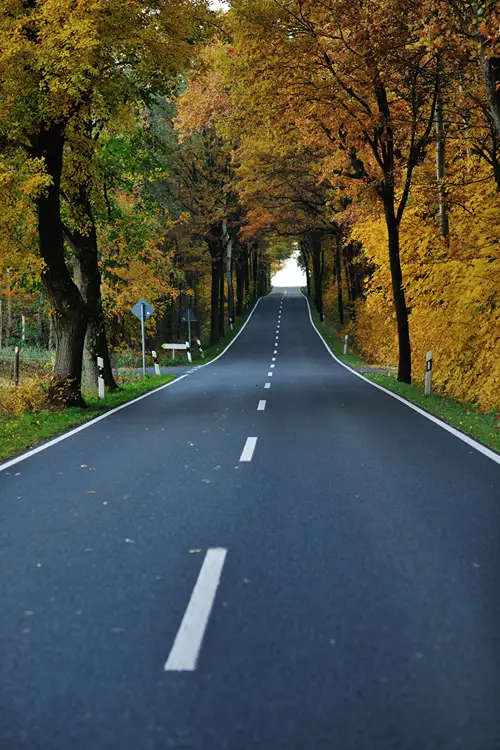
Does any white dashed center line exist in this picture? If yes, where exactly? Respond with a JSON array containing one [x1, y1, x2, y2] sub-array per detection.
[[272, 357, 276, 361], [270, 364, 275, 368], [164, 548, 227, 672], [265, 383, 271, 389], [257, 400, 266, 411], [268, 372, 273, 377], [240, 437, 258, 462]]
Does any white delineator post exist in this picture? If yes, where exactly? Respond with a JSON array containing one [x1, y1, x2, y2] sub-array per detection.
[[152, 350, 161, 376], [425, 351, 433, 395], [186, 342, 192, 364], [97, 356, 105, 399], [196, 339, 204, 359], [343, 335, 348, 355]]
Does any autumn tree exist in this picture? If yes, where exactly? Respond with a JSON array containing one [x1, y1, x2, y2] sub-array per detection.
[[0, 0, 204, 403]]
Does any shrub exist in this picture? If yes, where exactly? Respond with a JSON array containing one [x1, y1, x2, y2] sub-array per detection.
[[0, 373, 69, 415]]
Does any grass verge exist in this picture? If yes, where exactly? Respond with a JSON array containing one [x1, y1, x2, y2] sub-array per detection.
[[309, 302, 499, 454], [0, 374, 175, 464]]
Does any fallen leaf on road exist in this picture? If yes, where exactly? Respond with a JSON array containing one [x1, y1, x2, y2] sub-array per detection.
[[125, 538, 136, 544], [87, 490, 96, 494], [189, 549, 202, 554], [202, 478, 211, 484]]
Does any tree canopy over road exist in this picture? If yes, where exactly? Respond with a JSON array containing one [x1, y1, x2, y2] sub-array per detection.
[[1, 0, 499, 411]]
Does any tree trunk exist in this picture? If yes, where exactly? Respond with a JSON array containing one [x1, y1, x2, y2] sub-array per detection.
[[383, 196, 411, 383], [309, 233, 324, 321], [64, 197, 117, 392], [235, 254, 245, 316], [223, 222, 234, 324], [33, 124, 88, 406], [219, 255, 225, 338], [206, 223, 224, 344], [210, 257, 220, 345], [435, 79, 449, 239], [252, 246, 258, 299], [300, 241, 311, 296], [481, 56, 500, 138], [335, 234, 345, 325]]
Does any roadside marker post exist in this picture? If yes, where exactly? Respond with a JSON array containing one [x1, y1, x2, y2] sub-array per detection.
[[196, 339, 204, 359], [152, 350, 161, 376], [343, 335, 348, 355], [425, 351, 433, 395], [97, 356, 105, 399], [186, 342, 192, 364], [14, 346, 19, 385]]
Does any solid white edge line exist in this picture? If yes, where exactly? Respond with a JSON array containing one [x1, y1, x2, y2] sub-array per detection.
[[257, 400, 266, 411], [239, 437, 258, 462], [0, 296, 265, 473], [300, 290, 500, 466], [264, 383, 271, 389], [164, 548, 227, 671]]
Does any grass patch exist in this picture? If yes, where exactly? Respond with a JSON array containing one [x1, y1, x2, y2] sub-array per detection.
[[0, 374, 175, 464], [308, 297, 499, 455], [309, 307, 366, 369]]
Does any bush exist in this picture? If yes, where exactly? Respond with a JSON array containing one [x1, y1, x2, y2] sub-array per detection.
[[0, 373, 69, 415]]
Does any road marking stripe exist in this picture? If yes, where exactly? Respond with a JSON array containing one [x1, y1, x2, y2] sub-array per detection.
[[265, 383, 271, 389], [239, 437, 258, 462], [274, 349, 278, 353], [164, 548, 227, 672], [272, 357, 276, 361], [270, 364, 275, 368], [257, 400, 266, 411], [268, 372, 273, 376], [300, 290, 500, 466]]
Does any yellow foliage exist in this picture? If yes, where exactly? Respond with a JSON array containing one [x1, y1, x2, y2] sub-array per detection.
[[0, 373, 68, 415], [346, 157, 500, 411]]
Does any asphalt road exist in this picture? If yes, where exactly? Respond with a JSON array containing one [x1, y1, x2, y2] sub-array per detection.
[[1, 287, 500, 750]]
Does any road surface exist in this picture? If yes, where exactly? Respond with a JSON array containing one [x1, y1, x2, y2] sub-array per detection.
[[1, 287, 500, 750]]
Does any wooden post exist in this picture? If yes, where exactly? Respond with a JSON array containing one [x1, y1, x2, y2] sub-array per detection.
[[14, 346, 19, 385]]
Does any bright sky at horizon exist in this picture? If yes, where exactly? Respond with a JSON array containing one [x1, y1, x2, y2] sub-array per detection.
[[272, 251, 306, 288]]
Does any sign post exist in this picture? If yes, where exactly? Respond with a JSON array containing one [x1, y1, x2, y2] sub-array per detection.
[[131, 298, 154, 378], [181, 309, 197, 350]]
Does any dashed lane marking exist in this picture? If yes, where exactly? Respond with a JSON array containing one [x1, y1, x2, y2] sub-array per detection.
[[239, 437, 258, 462], [164, 548, 227, 672]]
